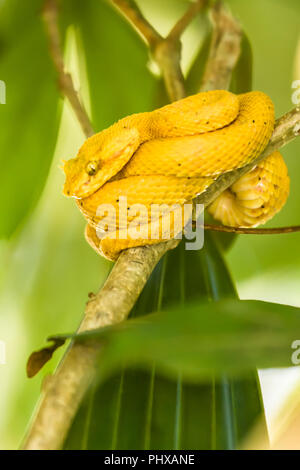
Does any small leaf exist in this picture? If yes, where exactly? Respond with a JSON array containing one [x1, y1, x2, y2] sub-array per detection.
[[26, 337, 66, 378]]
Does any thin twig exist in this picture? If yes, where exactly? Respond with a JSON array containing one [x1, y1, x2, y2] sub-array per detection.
[[168, 0, 208, 41], [152, 38, 186, 101], [42, 0, 94, 138], [111, 0, 162, 47], [112, 0, 209, 102], [22, 0, 300, 451], [153, 0, 209, 101], [204, 223, 300, 235]]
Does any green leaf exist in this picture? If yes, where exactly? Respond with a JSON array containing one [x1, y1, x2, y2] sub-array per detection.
[[185, 22, 212, 95], [230, 33, 253, 94], [69, 296, 300, 380], [0, 0, 61, 237]]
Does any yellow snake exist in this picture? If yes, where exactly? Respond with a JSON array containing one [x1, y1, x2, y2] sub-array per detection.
[[63, 90, 290, 260]]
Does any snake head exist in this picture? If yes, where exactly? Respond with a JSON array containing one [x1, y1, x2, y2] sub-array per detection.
[[63, 123, 140, 199]]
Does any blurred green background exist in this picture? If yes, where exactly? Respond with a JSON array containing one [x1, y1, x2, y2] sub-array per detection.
[[0, 0, 300, 449]]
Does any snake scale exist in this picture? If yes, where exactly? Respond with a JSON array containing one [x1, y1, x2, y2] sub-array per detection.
[[63, 90, 290, 260]]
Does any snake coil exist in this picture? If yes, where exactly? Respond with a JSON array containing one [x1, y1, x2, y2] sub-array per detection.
[[63, 90, 290, 260]]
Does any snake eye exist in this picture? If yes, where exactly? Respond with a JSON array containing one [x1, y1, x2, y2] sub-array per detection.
[[86, 160, 99, 176]]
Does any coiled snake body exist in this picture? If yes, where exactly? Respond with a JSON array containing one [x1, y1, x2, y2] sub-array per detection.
[[63, 90, 290, 260]]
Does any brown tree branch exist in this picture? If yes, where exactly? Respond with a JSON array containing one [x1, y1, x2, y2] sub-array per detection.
[[204, 223, 300, 235], [22, 0, 300, 451], [200, 0, 242, 91], [112, 0, 209, 101], [152, 1, 209, 101], [42, 0, 94, 138]]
